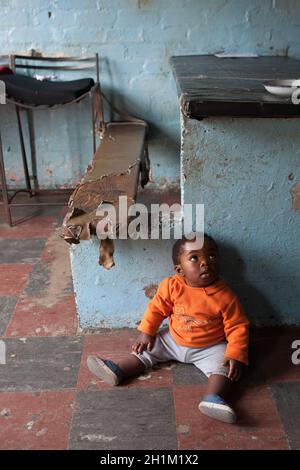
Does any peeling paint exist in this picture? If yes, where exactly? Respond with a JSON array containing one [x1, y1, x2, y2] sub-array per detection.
[[291, 181, 300, 213], [6, 171, 21, 184], [99, 238, 115, 269], [182, 116, 300, 326], [143, 283, 158, 298]]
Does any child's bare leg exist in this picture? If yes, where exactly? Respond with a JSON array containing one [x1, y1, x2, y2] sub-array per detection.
[[117, 354, 146, 377], [87, 353, 146, 386], [199, 374, 236, 424], [206, 373, 232, 399]]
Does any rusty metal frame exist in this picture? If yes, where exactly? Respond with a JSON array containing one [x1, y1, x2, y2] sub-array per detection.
[[0, 53, 102, 226]]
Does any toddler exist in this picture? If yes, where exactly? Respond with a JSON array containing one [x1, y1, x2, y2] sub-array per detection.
[[87, 233, 249, 424]]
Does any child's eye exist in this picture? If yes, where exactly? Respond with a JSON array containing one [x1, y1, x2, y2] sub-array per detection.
[[209, 254, 216, 260], [190, 255, 198, 262]]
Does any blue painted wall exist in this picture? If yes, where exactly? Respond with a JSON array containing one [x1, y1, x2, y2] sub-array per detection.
[[70, 238, 174, 328], [1, 0, 300, 187], [181, 117, 300, 326]]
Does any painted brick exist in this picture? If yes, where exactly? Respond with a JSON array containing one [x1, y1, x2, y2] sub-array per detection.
[[3, 1, 297, 187]]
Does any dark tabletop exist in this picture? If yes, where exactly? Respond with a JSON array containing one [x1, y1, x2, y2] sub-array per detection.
[[170, 55, 300, 119]]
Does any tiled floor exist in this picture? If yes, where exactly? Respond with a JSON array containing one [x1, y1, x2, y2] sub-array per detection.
[[0, 200, 300, 450]]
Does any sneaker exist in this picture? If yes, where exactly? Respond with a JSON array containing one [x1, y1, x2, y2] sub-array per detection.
[[87, 356, 126, 386], [198, 394, 236, 424]]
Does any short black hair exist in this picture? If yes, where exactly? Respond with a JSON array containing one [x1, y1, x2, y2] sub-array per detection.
[[172, 233, 218, 265]]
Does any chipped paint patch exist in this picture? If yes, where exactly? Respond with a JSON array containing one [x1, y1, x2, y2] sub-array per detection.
[[137, 372, 152, 381], [36, 428, 48, 437], [25, 420, 34, 430], [81, 433, 117, 442], [6, 171, 21, 184], [0, 408, 11, 417], [143, 284, 158, 298], [177, 424, 190, 434], [291, 181, 300, 213]]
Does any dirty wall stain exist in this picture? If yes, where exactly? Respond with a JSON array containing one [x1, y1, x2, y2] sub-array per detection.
[[291, 181, 300, 213]]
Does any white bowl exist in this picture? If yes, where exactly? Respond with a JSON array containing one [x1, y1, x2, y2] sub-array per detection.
[[263, 79, 300, 97]]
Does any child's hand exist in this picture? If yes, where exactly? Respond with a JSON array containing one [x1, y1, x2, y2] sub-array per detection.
[[222, 357, 243, 382], [132, 333, 155, 354]]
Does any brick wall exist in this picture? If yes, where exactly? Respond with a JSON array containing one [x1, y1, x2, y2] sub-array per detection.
[[1, 0, 300, 188]]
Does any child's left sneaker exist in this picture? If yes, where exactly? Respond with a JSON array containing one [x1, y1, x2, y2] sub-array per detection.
[[198, 394, 236, 424], [87, 356, 127, 386]]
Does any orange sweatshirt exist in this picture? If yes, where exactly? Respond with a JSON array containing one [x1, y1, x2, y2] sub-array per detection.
[[138, 275, 249, 365]]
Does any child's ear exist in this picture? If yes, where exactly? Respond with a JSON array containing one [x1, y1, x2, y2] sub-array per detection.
[[174, 264, 184, 276]]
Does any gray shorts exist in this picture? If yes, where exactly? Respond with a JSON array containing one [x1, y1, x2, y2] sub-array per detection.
[[132, 328, 229, 378]]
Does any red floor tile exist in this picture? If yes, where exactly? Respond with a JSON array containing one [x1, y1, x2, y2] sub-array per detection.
[[78, 331, 173, 390], [0, 390, 75, 450], [5, 295, 78, 337], [0, 217, 57, 239], [173, 385, 289, 450], [0, 264, 33, 295]]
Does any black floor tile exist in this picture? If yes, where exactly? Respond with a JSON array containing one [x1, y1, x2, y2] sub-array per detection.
[[272, 382, 300, 450], [0, 239, 46, 263], [0, 336, 82, 391], [24, 262, 50, 297], [69, 388, 178, 450], [24, 261, 73, 297], [239, 362, 266, 386], [0, 296, 18, 336], [172, 363, 207, 385]]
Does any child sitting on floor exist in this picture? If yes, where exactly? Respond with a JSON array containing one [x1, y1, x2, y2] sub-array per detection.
[[87, 233, 249, 424]]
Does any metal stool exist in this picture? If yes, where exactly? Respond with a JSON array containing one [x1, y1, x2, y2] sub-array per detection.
[[0, 53, 102, 226]]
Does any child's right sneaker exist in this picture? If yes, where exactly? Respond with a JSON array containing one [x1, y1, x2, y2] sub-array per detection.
[[87, 356, 127, 386], [198, 394, 236, 424]]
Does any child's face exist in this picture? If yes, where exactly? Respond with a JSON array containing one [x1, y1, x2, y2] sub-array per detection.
[[175, 238, 220, 288]]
